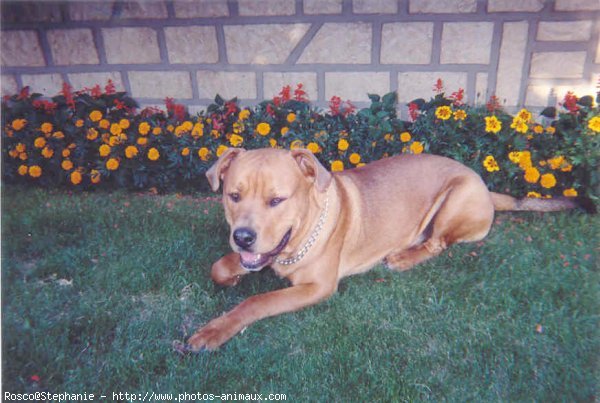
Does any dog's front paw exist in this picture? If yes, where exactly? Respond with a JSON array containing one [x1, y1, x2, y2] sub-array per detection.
[[186, 315, 241, 352]]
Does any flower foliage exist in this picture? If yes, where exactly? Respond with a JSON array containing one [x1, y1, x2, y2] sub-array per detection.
[[2, 80, 598, 200]]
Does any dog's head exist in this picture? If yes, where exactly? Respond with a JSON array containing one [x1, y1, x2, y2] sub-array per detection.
[[206, 148, 332, 271]]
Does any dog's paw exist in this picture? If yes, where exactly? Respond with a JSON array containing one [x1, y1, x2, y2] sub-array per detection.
[[186, 315, 240, 352], [383, 254, 415, 271]]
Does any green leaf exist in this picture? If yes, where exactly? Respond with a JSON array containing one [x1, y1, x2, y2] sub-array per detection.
[[540, 107, 556, 118], [367, 94, 380, 103]]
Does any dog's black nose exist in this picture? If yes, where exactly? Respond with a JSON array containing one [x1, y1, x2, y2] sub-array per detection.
[[233, 227, 257, 249]]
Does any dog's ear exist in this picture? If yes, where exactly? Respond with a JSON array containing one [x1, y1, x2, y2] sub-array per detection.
[[291, 148, 332, 192], [206, 148, 245, 192]]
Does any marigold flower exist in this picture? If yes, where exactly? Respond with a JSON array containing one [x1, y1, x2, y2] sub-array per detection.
[[28, 165, 42, 178], [99, 144, 111, 157], [338, 139, 349, 151], [540, 173, 556, 189], [125, 145, 139, 159], [19, 152, 28, 161], [61, 159, 74, 170], [34, 137, 46, 148], [230, 134, 244, 147], [15, 143, 26, 153], [524, 167, 540, 184], [483, 155, 499, 172], [90, 169, 101, 184], [89, 110, 102, 122], [269, 138, 277, 148], [290, 140, 304, 150], [281, 127, 289, 136], [153, 127, 162, 135], [106, 158, 119, 171], [216, 145, 228, 157], [546, 126, 556, 134], [511, 117, 528, 134], [52, 131, 64, 139], [563, 188, 577, 197], [453, 109, 467, 121], [516, 108, 532, 123], [70, 171, 82, 185], [198, 147, 210, 161], [41, 146, 54, 159], [119, 119, 130, 129], [9, 149, 19, 158], [435, 106, 452, 120], [192, 123, 204, 137], [137, 137, 148, 146], [527, 191, 541, 198], [508, 151, 522, 164], [181, 147, 190, 156], [138, 122, 151, 136], [238, 109, 250, 120], [349, 153, 361, 165], [75, 119, 84, 127], [307, 142, 320, 154], [99, 119, 110, 129], [110, 123, 122, 136], [485, 116, 502, 133], [11, 118, 27, 131], [62, 149, 71, 158], [400, 132, 412, 142], [331, 160, 344, 172], [87, 128, 99, 141], [257, 122, 271, 136], [517, 151, 532, 170], [147, 147, 160, 161], [533, 125, 544, 134], [410, 141, 424, 154], [18, 165, 28, 176], [287, 113, 296, 123], [588, 116, 600, 133], [547, 156, 565, 170], [41, 122, 53, 134]]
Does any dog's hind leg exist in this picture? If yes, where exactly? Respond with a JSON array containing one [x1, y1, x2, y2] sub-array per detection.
[[211, 253, 249, 286]]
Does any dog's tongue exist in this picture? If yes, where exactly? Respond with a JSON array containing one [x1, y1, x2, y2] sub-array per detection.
[[240, 251, 263, 264]]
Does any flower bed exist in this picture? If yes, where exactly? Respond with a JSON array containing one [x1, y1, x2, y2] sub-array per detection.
[[2, 80, 598, 200]]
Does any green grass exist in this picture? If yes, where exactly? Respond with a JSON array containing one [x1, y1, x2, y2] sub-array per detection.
[[2, 186, 598, 401]]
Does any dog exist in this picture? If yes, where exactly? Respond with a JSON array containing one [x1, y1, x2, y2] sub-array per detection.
[[187, 147, 579, 351]]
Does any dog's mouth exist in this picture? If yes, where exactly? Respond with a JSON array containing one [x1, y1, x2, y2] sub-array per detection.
[[238, 229, 292, 271]]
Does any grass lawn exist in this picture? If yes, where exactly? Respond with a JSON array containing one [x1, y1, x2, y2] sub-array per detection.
[[2, 186, 598, 401]]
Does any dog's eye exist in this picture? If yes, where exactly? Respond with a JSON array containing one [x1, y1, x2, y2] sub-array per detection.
[[229, 192, 241, 203], [269, 197, 286, 207]]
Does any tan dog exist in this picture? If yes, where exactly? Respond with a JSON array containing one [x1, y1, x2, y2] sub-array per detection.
[[187, 148, 577, 351]]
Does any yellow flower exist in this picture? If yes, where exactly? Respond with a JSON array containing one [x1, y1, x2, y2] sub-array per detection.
[[110, 123, 122, 136], [109, 136, 120, 146], [87, 128, 99, 141], [290, 140, 304, 150], [349, 153, 361, 165], [331, 160, 344, 172], [28, 165, 42, 178], [547, 156, 565, 170], [89, 110, 102, 122], [256, 122, 271, 136], [198, 147, 210, 161], [99, 119, 110, 129], [518, 151, 532, 170], [181, 147, 190, 156], [90, 169, 101, 184], [527, 191, 541, 198], [238, 109, 250, 120], [563, 188, 577, 197], [75, 119, 84, 127], [588, 116, 600, 133], [106, 158, 119, 171], [453, 109, 467, 121], [287, 113, 296, 123], [435, 106, 452, 120], [280, 127, 289, 136], [147, 147, 160, 161], [192, 122, 204, 137], [400, 132, 412, 142], [516, 108, 532, 123], [11, 118, 27, 131], [511, 117, 528, 134], [41, 122, 53, 134], [524, 167, 540, 183], [230, 134, 244, 147], [483, 155, 499, 172], [62, 149, 70, 158], [561, 163, 572, 172], [540, 173, 556, 189], [99, 144, 111, 157], [338, 138, 349, 151], [269, 138, 277, 148], [41, 146, 54, 159], [546, 126, 556, 134], [70, 171, 82, 185], [61, 159, 74, 171], [307, 142, 321, 154], [18, 165, 28, 176], [410, 141, 424, 154], [216, 145, 228, 157], [485, 116, 502, 133], [508, 151, 522, 164], [138, 122, 151, 135], [137, 137, 148, 146], [34, 137, 46, 148], [119, 119, 130, 129], [125, 145, 139, 159], [533, 124, 544, 134]]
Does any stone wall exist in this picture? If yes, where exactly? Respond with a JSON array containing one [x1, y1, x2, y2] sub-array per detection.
[[1, 0, 599, 115]]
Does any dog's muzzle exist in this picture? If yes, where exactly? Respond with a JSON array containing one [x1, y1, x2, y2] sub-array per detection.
[[237, 228, 292, 271]]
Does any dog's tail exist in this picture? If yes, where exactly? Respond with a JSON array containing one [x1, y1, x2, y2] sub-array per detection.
[[490, 192, 596, 213]]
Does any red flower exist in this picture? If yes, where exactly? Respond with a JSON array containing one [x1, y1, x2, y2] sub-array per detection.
[[279, 85, 291, 103], [62, 82, 75, 109], [18, 86, 30, 100], [165, 97, 186, 121], [408, 102, 420, 121], [266, 103, 276, 117], [105, 79, 116, 95], [32, 99, 57, 113], [450, 88, 464, 106], [562, 91, 579, 114], [343, 100, 356, 117], [329, 96, 342, 116], [486, 95, 501, 113], [90, 84, 102, 98], [433, 78, 444, 94], [294, 83, 308, 102], [224, 101, 238, 117], [30, 374, 40, 382]]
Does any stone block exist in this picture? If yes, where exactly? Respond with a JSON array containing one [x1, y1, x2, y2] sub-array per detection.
[[488, 0, 544, 12], [496, 22, 528, 106], [298, 23, 372, 64], [537, 21, 593, 41], [2, 1, 62, 23], [441, 22, 493, 64], [1, 75, 18, 96], [225, 24, 310, 64], [263, 72, 318, 100], [102, 27, 161, 64], [197, 71, 257, 99], [304, 0, 342, 14], [129, 71, 193, 99], [397, 72, 468, 103], [164, 26, 219, 64], [173, 0, 229, 18], [325, 72, 390, 102], [1, 30, 45, 67], [475, 72, 488, 103], [21, 74, 64, 95], [69, 2, 115, 20], [525, 76, 599, 107], [530, 52, 586, 78], [381, 22, 433, 64], [555, 0, 600, 11], [47, 29, 99, 66], [118, 1, 168, 19], [238, 0, 296, 16], [353, 0, 398, 14], [68, 72, 124, 92], [409, 0, 477, 13]]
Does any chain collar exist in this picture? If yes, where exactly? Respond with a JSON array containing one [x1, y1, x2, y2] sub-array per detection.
[[274, 193, 329, 266]]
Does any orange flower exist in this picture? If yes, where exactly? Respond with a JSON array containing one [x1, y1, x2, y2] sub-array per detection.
[[524, 167, 540, 184], [400, 132, 411, 142], [41, 146, 54, 159], [87, 128, 99, 141], [331, 160, 344, 172], [18, 165, 28, 176], [147, 147, 160, 161], [337, 139, 349, 151], [28, 165, 42, 178], [99, 144, 111, 157], [138, 122, 151, 136], [181, 147, 190, 156], [90, 169, 101, 184], [70, 171, 82, 185], [125, 145, 139, 159], [89, 110, 102, 122], [216, 145, 228, 157], [307, 142, 321, 154], [40, 122, 53, 134], [410, 141, 424, 154], [198, 147, 210, 161], [349, 153, 361, 165], [106, 158, 119, 171], [540, 173, 556, 189], [256, 122, 271, 136], [11, 118, 27, 131], [61, 159, 74, 171], [34, 137, 46, 148]]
